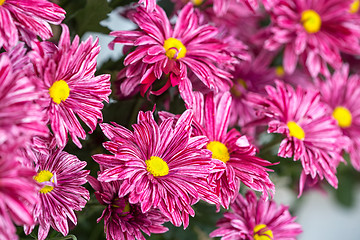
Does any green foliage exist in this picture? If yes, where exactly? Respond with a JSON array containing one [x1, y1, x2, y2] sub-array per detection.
[[60, 0, 112, 37]]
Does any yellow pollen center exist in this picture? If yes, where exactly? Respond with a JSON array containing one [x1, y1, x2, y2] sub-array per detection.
[[163, 38, 187, 60], [0, 0, 5, 6], [332, 106, 352, 128], [49, 80, 70, 104], [206, 141, 230, 163], [191, 0, 203, 6], [146, 156, 169, 177], [34, 170, 54, 194], [275, 66, 285, 77], [287, 121, 305, 140], [301, 10, 322, 34], [231, 79, 247, 97], [350, 0, 360, 13], [112, 199, 131, 216], [253, 224, 274, 240]]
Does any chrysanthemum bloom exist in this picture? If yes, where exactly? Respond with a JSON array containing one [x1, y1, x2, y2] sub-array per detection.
[[194, 1, 264, 46], [264, 0, 360, 77], [30, 25, 111, 148], [0, 53, 47, 153], [88, 176, 169, 240], [93, 110, 217, 228], [25, 146, 90, 240], [316, 65, 360, 171], [0, 0, 65, 49], [187, 91, 275, 209], [210, 191, 302, 240], [248, 80, 348, 195], [229, 51, 276, 130], [110, 4, 240, 103], [0, 153, 38, 240]]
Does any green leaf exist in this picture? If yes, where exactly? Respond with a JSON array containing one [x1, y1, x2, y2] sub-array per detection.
[[74, 0, 112, 36]]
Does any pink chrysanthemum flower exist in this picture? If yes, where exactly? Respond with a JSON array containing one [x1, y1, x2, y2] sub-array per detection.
[[210, 191, 302, 240], [187, 91, 275, 209], [265, 0, 360, 77], [0, 52, 47, 153], [110, 4, 240, 103], [316, 64, 360, 171], [25, 146, 90, 240], [229, 51, 276, 130], [30, 25, 111, 148], [0, 0, 65, 49], [93, 110, 217, 228], [88, 176, 169, 240], [0, 153, 38, 240], [248, 80, 348, 195]]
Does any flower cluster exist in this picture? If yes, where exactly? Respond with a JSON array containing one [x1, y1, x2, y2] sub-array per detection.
[[4, 0, 360, 239], [0, 1, 110, 239]]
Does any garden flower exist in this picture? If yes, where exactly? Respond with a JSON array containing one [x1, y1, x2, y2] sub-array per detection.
[[264, 0, 360, 77], [110, 3, 240, 104], [316, 64, 360, 171], [0, 53, 47, 153], [187, 91, 275, 209], [93, 110, 217, 228], [25, 146, 90, 240], [229, 51, 276, 130], [30, 24, 111, 148], [0, 153, 38, 240], [88, 176, 169, 240], [0, 0, 65, 49], [248, 80, 348, 195], [210, 191, 302, 240]]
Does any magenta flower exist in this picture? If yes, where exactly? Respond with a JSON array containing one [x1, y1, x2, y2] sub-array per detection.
[[248, 80, 348, 195], [30, 25, 111, 148], [0, 52, 47, 153], [0, 153, 38, 240], [265, 0, 360, 77], [210, 191, 302, 240], [93, 110, 217, 228], [229, 51, 276, 130], [88, 176, 169, 240], [0, 0, 65, 49], [110, 4, 239, 103], [316, 65, 360, 171], [187, 91, 275, 209], [25, 146, 90, 240]]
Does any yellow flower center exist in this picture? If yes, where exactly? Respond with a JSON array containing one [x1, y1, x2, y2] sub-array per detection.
[[112, 199, 131, 216], [34, 170, 54, 194], [206, 141, 230, 163], [0, 0, 5, 6], [301, 10, 322, 34], [350, 0, 360, 13], [253, 224, 274, 240], [191, 0, 203, 6], [275, 66, 285, 77], [332, 106, 352, 128], [146, 156, 169, 177], [163, 38, 187, 60], [231, 79, 247, 97], [49, 80, 70, 104], [287, 121, 305, 140]]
